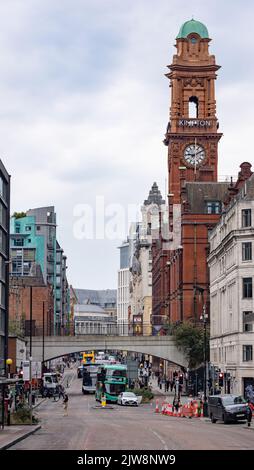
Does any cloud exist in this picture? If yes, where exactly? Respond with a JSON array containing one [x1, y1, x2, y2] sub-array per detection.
[[0, 0, 253, 288]]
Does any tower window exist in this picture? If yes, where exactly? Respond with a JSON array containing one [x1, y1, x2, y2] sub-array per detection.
[[189, 96, 199, 118]]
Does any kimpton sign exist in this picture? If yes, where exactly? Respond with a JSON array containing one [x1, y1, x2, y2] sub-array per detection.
[[178, 119, 211, 128]]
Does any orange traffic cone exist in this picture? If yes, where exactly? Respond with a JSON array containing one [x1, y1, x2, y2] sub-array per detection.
[[165, 403, 173, 416], [161, 401, 166, 415], [155, 399, 160, 413], [193, 403, 198, 417]]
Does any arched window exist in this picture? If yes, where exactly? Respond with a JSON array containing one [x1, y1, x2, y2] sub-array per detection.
[[189, 96, 199, 118]]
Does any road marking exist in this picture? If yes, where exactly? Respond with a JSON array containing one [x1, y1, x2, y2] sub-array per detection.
[[150, 429, 168, 450]]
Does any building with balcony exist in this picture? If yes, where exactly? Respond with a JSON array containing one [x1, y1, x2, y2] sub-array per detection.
[[10, 207, 69, 334], [208, 169, 254, 397], [129, 183, 165, 336]]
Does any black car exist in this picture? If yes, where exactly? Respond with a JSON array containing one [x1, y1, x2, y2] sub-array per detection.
[[208, 394, 248, 424]]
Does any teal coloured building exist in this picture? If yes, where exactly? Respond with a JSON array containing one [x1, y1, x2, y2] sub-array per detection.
[[10, 207, 70, 335], [10, 214, 47, 277]]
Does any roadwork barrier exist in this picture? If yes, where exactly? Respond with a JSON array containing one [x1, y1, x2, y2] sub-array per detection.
[[155, 399, 204, 419]]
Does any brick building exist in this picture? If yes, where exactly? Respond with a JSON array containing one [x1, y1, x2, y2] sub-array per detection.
[[7, 335, 26, 375], [9, 267, 54, 337], [152, 19, 237, 328]]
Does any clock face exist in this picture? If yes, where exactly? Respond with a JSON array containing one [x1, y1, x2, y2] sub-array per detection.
[[184, 144, 206, 166]]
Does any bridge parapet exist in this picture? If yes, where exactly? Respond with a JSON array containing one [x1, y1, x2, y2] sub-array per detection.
[[27, 335, 188, 368]]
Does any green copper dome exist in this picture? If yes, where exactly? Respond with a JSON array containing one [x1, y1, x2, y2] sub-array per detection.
[[176, 19, 209, 39]]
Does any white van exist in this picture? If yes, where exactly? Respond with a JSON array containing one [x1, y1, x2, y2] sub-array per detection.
[[42, 373, 59, 395]]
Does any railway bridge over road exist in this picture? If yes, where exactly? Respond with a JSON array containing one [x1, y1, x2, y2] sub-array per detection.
[[27, 335, 188, 367]]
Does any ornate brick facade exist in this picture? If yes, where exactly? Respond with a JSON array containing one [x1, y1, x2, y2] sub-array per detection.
[[152, 20, 231, 328]]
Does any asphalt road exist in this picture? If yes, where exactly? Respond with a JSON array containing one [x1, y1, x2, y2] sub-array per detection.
[[10, 369, 254, 450]]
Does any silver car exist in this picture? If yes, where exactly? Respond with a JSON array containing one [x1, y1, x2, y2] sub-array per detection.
[[117, 392, 139, 406]]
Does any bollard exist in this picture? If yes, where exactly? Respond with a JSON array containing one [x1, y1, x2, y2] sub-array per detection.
[[101, 395, 106, 408], [203, 400, 208, 417]]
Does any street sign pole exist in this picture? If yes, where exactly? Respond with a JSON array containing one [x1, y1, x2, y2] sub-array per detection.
[[29, 356, 32, 424]]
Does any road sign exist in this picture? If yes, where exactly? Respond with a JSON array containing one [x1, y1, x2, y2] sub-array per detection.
[[23, 361, 30, 381], [32, 361, 42, 379], [22, 360, 42, 380]]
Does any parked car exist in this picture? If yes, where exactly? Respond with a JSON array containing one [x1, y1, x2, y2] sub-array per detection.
[[208, 394, 248, 424], [77, 366, 83, 378], [117, 392, 139, 406]]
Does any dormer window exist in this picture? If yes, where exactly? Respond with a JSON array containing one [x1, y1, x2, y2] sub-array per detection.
[[206, 201, 221, 215], [190, 37, 197, 44]]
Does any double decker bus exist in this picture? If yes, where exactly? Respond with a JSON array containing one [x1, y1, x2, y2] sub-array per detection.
[[82, 364, 99, 394], [95, 364, 127, 403], [82, 351, 95, 365]]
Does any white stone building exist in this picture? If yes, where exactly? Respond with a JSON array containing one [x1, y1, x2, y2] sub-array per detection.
[[117, 240, 130, 335], [74, 304, 116, 335], [208, 171, 254, 397], [129, 183, 165, 336]]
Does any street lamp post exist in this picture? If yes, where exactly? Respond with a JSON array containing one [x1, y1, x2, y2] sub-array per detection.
[[29, 355, 33, 425], [200, 304, 208, 415], [5, 359, 13, 426], [6, 358, 13, 378]]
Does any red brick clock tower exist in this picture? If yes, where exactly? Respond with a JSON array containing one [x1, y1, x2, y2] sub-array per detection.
[[152, 20, 229, 327], [164, 19, 222, 208]]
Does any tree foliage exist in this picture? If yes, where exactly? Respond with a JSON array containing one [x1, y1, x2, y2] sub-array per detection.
[[12, 211, 26, 219], [9, 318, 25, 337], [172, 321, 210, 369]]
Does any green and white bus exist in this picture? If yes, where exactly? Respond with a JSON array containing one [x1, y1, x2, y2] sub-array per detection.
[[95, 364, 127, 403]]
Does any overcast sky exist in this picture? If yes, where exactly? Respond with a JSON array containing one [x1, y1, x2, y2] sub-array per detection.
[[1, 0, 254, 289]]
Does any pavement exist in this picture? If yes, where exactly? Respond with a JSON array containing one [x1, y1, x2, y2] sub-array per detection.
[[0, 396, 45, 450], [150, 378, 189, 401], [0, 424, 41, 450], [0, 366, 76, 450]]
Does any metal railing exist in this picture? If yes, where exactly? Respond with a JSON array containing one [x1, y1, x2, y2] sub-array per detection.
[[12, 319, 173, 337]]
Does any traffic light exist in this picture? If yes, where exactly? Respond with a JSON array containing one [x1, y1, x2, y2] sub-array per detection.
[[179, 374, 183, 385], [219, 372, 224, 387]]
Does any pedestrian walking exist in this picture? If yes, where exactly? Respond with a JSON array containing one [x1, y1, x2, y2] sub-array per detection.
[[247, 400, 253, 427], [63, 393, 69, 416], [58, 384, 65, 399], [166, 379, 170, 392], [173, 396, 179, 413], [197, 399, 202, 417], [188, 398, 194, 419]]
